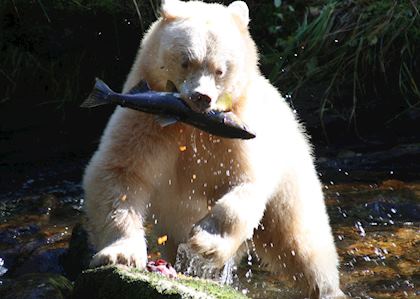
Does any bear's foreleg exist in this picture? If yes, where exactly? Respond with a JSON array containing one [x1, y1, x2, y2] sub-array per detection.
[[252, 179, 346, 299], [188, 183, 268, 267], [84, 173, 150, 269], [84, 111, 181, 269]]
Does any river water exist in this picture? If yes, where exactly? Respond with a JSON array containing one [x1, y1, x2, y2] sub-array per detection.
[[0, 160, 418, 298]]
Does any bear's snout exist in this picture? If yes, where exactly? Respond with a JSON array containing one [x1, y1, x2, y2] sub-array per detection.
[[190, 92, 211, 106], [183, 91, 213, 112]]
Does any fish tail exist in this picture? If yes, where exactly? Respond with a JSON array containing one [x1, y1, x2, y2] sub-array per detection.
[[80, 78, 113, 108]]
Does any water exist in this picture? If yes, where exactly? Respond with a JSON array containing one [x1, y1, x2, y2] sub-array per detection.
[[0, 164, 419, 298]]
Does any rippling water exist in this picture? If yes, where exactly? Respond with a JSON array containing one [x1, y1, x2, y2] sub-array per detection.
[[0, 165, 418, 298]]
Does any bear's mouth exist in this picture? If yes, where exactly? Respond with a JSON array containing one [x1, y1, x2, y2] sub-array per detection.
[[165, 80, 178, 93], [166, 80, 212, 113]]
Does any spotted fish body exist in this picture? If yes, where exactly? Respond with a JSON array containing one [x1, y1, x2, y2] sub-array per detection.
[[81, 78, 255, 140]]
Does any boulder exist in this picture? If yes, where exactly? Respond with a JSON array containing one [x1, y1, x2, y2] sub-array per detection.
[[72, 265, 248, 299]]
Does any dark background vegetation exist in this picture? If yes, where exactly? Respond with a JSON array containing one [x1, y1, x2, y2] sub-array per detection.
[[1, 0, 419, 182]]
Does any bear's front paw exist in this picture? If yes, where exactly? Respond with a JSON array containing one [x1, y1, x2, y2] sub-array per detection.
[[188, 214, 237, 267], [90, 238, 147, 269]]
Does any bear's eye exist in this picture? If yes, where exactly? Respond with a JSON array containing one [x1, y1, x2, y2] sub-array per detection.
[[215, 69, 223, 76], [181, 60, 189, 69]]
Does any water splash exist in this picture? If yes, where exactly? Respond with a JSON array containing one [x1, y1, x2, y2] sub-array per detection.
[[174, 243, 236, 284], [0, 258, 7, 277], [355, 221, 366, 237]]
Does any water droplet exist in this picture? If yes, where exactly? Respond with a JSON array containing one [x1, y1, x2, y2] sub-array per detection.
[[355, 221, 366, 237]]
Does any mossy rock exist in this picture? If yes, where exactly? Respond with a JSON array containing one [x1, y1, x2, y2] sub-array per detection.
[[72, 265, 248, 299]]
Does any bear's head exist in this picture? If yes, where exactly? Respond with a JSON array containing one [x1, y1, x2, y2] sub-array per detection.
[[139, 0, 259, 113]]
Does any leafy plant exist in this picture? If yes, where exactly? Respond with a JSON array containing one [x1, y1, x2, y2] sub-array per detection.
[[265, 0, 420, 138]]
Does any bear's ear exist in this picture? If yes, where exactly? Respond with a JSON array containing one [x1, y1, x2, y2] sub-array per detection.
[[228, 1, 249, 28], [160, 0, 187, 21]]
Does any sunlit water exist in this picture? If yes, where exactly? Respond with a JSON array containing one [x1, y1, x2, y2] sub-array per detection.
[[0, 169, 418, 298]]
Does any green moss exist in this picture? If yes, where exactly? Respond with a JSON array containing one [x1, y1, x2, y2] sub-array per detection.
[[72, 266, 248, 299]]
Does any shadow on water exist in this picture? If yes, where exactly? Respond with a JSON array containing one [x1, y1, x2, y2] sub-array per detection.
[[0, 159, 419, 298]]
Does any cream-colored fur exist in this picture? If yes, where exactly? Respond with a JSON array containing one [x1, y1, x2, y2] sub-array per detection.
[[83, 1, 345, 298]]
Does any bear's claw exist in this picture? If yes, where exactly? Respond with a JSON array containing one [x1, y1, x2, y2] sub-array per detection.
[[90, 238, 147, 269], [188, 224, 234, 267]]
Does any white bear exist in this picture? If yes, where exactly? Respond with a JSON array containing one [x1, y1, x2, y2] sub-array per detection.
[[83, 1, 345, 298]]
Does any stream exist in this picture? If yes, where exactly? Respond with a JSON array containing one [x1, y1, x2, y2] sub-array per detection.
[[0, 157, 418, 298]]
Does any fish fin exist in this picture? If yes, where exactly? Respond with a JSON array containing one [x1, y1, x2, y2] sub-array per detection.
[[165, 80, 178, 92], [155, 116, 178, 127], [127, 80, 151, 94], [80, 78, 113, 108]]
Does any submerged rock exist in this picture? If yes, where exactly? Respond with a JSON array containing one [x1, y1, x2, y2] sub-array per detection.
[[0, 273, 72, 299], [72, 265, 248, 299]]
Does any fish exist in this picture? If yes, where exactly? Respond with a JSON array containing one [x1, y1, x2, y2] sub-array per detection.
[[81, 78, 256, 140], [146, 259, 177, 278]]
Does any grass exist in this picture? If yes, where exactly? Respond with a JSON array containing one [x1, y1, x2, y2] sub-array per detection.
[[265, 0, 420, 138], [0, 0, 155, 111], [1, 0, 419, 143]]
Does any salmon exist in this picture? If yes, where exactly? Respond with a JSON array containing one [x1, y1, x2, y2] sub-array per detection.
[[81, 78, 255, 139]]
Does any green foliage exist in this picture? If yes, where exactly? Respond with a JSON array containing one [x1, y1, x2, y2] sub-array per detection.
[[1, 0, 419, 140], [0, 0, 157, 109], [265, 0, 420, 131]]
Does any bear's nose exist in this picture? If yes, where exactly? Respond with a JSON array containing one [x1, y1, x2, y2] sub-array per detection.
[[190, 92, 212, 105]]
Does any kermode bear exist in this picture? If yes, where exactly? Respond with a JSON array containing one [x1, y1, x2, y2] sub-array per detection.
[[83, 1, 344, 298]]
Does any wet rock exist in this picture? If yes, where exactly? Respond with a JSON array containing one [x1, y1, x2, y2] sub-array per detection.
[[0, 227, 70, 278], [0, 273, 72, 299], [39, 194, 59, 216], [0, 225, 40, 245], [72, 265, 248, 299], [59, 223, 94, 280], [365, 200, 420, 221], [317, 143, 420, 181], [13, 248, 66, 277]]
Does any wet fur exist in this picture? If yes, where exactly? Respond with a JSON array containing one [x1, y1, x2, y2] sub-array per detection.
[[83, 1, 344, 298]]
